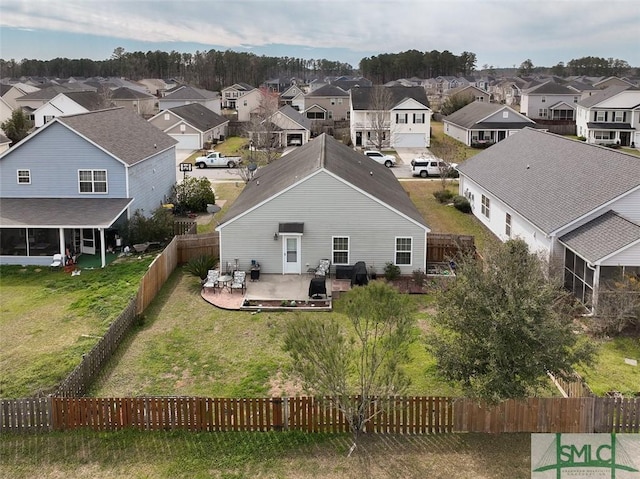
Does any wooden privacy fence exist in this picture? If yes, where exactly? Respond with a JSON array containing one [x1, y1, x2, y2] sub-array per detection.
[[426, 233, 475, 264], [3, 396, 453, 434], [177, 232, 219, 264], [454, 397, 640, 433], [3, 396, 640, 435]]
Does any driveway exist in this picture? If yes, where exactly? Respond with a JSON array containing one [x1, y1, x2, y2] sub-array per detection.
[[391, 147, 439, 179]]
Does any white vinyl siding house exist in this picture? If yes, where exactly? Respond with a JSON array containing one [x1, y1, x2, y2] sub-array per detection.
[[457, 128, 640, 312]]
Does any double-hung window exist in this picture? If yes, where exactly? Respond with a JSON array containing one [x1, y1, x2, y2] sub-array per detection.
[[395, 237, 412, 265], [17, 169, 31, 184], [79, 169, 107, 193], [332, 237, 349, 265], [505, 213, 512, 237], [396, 113, 408, 124], [481, 195, 490, 219], [413, 113, 425, 124]]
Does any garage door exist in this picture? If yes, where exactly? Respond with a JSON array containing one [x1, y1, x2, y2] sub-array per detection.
[[172, 134, 201, 150], [394, 133, 426, 148]]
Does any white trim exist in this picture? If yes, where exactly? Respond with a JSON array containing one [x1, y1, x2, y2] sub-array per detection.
[[78, 169, 108, 194], [331, 235, 350, 265], [17, 169, 31, 184], [394, 236, 413, 266]]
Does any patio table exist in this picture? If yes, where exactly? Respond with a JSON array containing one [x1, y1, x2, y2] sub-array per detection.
[[218, 275, 232, 292]]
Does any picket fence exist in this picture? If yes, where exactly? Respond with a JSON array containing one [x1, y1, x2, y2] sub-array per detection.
[[3, 396, 639, 435]]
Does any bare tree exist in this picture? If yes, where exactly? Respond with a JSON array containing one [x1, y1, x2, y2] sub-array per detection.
[[591, 276, 640, 336], [96, 84, 114, 109], [243, 88, 281, 164], [429, 138, 462, 191], [367, 86, 395, 150]]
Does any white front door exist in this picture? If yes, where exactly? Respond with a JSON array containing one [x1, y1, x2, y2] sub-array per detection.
[[81, 229, 95, 255], [282, 236, 301, 274]]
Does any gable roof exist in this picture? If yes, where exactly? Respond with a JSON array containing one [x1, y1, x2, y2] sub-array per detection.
[[110, 86, 155, 100], [523, 80, 577, 95], [163, 85, 218, 100], [560, 211, 640, 263], [16, 85, 87, 101], [167, 103, 228, 131], [456, 128, 640, 234], [305, 84, 349, 97], [350, 86, 429, 110], [444, 102, 536, 130], [219, 133, 427, 228], [273, 104, 312, 130], [577, 85, 637, 108], [56, 107, 177, 165], [62, 91, 104, 111]]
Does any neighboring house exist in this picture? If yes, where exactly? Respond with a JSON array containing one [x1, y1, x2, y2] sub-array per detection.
[[262, 105, 312, 147], [575, 85, 640, 147], [520, 81, 581, 120], [456, 128, 640, 311], [159, 85, 221, 114], [32, 91, 103, 127], [0, 107, 178, 267], [280, 84, 304, 106], [0, 95, 13, 124], [443, 102, 540, 147], [221, 83, 254, 109], [0, 133, 10, 154], [110, 87, 157, 117], [445, 85, 491, 103], [235, 87, 261, 122], [216, 133, 430, 275], [289, 91, 305, 113], [592, 76, 636, 90], [303, 85, 350, 121], [149, 103, 229, 150], [350, 86, 432, 148], [0, 82, 40, 110]]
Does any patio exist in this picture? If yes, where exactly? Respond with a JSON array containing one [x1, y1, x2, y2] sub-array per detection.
[[201, 273, 352, 311]]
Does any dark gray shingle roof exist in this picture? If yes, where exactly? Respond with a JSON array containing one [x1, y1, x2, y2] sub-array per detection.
[[276, 105, 312, 130], [110, 87, 155, 100], [63, 91, 104, 111], [577, 85, 636, 108], [57, 108, 177, 165], [0, 198, 133, 228], [168, 103, 228, 131], [456, 128, 640, 234], [523, 81, 577, 95], [305, 85, 349, 97], [219, 134, 427, 228], [444, 102, 535, 130], [163, 85, 218, 100], [560, 211, 640, 263], [350, 86, 429, 110]]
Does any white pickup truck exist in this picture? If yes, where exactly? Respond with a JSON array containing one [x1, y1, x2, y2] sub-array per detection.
[[194, 151, 242, 168]]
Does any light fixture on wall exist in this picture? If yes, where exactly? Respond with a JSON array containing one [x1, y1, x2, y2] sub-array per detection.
[[273, 232, 279, 240]]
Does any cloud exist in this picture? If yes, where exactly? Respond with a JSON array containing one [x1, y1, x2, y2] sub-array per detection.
[[1, 0, 638, 66]]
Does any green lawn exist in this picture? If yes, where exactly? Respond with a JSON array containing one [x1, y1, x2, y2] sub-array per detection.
[[90, 271, 462, 398], [576, 336, 640, 396], [0, 430, 532, 479], [0, 259, 154, 398]]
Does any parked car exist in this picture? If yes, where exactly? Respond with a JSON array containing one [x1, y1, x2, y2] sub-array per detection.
[[363, 150, 396, 167], [411, 158, 459, 178], [194, 151, 243, 168]]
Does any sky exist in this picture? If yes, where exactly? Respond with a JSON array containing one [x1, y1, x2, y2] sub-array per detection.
[[1, 0, 639, 71]]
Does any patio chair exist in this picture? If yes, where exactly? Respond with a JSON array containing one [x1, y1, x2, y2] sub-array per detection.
[[314, 258, 331, 278], [50, 253, 63, 269], [202, 269, 220, 293], [230, 270, 246, 294]]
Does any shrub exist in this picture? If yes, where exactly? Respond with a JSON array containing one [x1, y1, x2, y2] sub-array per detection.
[[412, 268, 427, 287], [452, 195, 472, 213], [184, 255, 218, 280], [127, 207, 175, 244], [433, 189, 454, 204], [384, 262, 401, 281], [577, 136, 586, 142], [171, 176, 216, 213]]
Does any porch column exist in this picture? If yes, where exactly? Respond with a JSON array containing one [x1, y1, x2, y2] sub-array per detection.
[[591, 265, 601, 314], [99, 228, 106, 268], [58, 228, 65, 256]]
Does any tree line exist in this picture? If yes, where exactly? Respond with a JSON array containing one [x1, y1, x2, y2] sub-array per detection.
[[0, 48, 353, 91], [1, 47, 635, 91]]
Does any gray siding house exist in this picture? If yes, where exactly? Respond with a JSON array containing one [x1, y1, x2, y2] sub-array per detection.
[[0, 107, 177, 267], [216, 134, 430, 275], [456, 128, 640, 312]]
